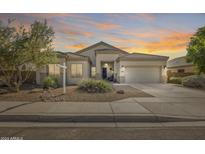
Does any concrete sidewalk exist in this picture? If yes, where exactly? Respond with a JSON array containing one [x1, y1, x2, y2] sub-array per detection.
[[0, 96, 205, 122]]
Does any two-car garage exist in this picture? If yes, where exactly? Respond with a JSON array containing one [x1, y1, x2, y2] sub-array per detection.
[[117, 53, 168, 84], [124, 66, 161, 83]]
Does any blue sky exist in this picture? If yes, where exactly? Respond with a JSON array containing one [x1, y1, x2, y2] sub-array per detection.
[[0, 13, 205, 59]]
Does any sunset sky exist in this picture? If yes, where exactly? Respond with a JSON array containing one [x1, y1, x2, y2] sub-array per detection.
[[0, 13, 205, 59]]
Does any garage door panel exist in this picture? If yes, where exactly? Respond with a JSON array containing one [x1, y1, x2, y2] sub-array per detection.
[[125, 67, 161, 83]]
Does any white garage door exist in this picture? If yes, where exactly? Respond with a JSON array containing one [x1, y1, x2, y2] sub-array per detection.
[[125, 66, 161, 83]]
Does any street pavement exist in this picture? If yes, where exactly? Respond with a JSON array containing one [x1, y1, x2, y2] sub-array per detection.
[[1, 122, 205, 139]]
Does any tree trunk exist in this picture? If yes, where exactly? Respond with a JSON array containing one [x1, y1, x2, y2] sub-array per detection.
[[10, 83, 20, 92], [15, 67, 23, 92]]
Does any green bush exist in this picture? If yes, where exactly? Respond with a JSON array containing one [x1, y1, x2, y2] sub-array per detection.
[[43, 76, 58, 89], [78, 79, 112, 93], [168, 77, 182, 84], [182, 75, 205, 89]]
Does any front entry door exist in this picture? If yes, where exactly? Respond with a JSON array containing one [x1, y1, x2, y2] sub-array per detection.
[[102, 67, 107, 79]]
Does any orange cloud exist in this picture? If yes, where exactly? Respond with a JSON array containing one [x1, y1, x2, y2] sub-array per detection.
[[108, 31, 192, 54], [53, 20, 93, 37], [121, 29, 169, 38], [57, 26, 93, 37], [64, 43, 87, 50], [106, 35, 129, 43], [82, 31, 93, 37], [139, 32, 192, 53], [133, 32, 159, 38], [95, 22, 120, 30], [64, 30, 92, 37]]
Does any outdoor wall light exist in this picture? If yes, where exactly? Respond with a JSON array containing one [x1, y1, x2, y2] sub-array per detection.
[[120, 65, 125, 72], [104, 63, 108, 67]]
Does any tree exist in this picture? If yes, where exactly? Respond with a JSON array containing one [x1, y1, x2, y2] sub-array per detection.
[[0, 19, 57, 92], [187, 26, 205, 74]]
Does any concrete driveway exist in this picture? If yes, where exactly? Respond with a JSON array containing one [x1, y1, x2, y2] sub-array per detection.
[[130, 83, 205, 98], [128, 83, 205, 117]]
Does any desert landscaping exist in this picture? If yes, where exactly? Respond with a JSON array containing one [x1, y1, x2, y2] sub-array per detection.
[[0, 84, 153, 102]]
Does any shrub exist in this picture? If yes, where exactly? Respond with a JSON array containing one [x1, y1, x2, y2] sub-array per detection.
[[182, 75, 205, 89], [78, 79, 112, 93], [168, 77, 182, 84], [43, 76, 58, 89]]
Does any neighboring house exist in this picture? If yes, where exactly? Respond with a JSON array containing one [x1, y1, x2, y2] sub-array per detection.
[[167, 56, 196, 74], [33, 41, 169, 84]]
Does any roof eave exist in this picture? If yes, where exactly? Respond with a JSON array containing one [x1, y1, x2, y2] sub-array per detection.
[[75, 41, 128, 54]]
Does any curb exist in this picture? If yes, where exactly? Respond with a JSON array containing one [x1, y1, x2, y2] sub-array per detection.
[[0, 114, 205, 122]]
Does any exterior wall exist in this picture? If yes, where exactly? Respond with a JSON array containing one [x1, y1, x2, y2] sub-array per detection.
[[36, 56, 90, 85], [36, 65, 48, 85], [117, 60, 167, 83], [78, 44, 114, 66], [96, 53, 120, 79], [167, 65, 195, 73], [167, 56, 197, 74], [48, 63, 62, 85], [115, 61, 121, 82], [36, 57, 65, 85], [161, 66, 167, 83], [66, 60, 90, 84]]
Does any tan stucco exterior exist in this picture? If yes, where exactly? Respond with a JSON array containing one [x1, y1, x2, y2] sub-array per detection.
[[96, 53, 121, 79], [36, 55, 90, 85], [167, 56, 196, 73], [76, 44, 111, 66], [34, 41, 169, 85], [36, 66, 48, 85], [167, 65, 196, 73], [66, 60, 90, 84]]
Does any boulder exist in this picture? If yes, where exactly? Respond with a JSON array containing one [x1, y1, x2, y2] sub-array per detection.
[[116, 90, 125, 94]]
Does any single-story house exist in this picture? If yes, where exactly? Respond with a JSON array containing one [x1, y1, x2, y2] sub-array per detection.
[[167, 56, 196, 74], [35, 41, 169, 85]]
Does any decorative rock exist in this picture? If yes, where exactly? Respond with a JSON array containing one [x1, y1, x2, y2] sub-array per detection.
[[40, 90, 66, 102], [116, 90, 125, 94], [28, 88, 43, 93]]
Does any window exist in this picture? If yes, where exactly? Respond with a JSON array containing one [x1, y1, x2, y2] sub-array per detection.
[[71, 64, 83, 78], [177, 69, 185, 73], [91, 67, 96, 77]]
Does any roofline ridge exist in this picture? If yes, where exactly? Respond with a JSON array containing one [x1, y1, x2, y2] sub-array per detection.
[[129, 52, 169, 58], [168, 56, 187, 61], [75, 41, 128, 54]]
